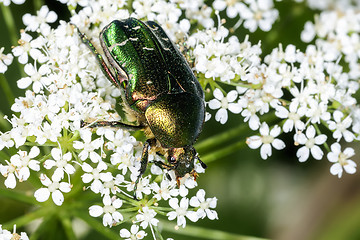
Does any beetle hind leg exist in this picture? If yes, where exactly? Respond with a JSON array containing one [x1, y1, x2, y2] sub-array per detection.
[[133, 138, 156, 200]]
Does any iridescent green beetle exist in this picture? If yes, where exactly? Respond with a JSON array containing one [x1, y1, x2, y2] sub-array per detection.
[[76, 18, 207, 193]]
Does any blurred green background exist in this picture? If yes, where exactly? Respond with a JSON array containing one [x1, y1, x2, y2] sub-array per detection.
[[1, 1, 360, 240]]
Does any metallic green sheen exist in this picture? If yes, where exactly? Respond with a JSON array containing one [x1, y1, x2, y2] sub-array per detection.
[[145, 93, 204, 148], [99, 18, 205, 149]]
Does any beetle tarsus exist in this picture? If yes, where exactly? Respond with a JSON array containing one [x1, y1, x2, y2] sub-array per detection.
[[198, 158, 207, 169]]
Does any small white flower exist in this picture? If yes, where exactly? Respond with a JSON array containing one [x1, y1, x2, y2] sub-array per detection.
[[301, 21, 316, 43], [120, 225, 146, 240], [212, 0, 242, 18], [239, 0, 279, 32], [327, 143, 356, 178], [22, 5, 57, 34], [247, 123, 285, 159], [17, 63, 51, 93], [0, 146, 40, 188], [89, 195, 123, 227], [0, 47, 14, 73], [275, 102, 305, 133], [44, 148, 75, 181], [208, 88, 241, 124], [81, 161, 113, 194], [73, 129, 103, 163], [295, 125, 327, 162], [135, 206, 159, 229], [190, 189, 218, 220], [131, 176, 151, 200], [327, 110, 355, 142], [151, 179, 179, 200], [34, 173, 71, 206], [167, 198, 199, 228]]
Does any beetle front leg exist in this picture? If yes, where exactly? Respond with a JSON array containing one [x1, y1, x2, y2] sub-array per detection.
[[133, 138, 156, 199], [81, 120, 143, 131], [73, 25, 122, 88]]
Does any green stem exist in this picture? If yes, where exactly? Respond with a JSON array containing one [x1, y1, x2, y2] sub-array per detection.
[[2, 206, 51, 230], [201, 140, 247, 164], [60, 213, 77, 240], [75, 210, 120, 239], [0, 188, 37, 205], [195, 123, 248, 152], [196, 113, 275, 153], [0, 149, 10, 160], [0, 73, 15, 107], [0, 4, 18, 46], [161, 221, 269, 240], [33, 0, 45, 11], [0, 110, 11, 130]]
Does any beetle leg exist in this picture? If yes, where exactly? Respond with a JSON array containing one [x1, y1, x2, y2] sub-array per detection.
[[81, 120, 143, 131], [72, 25, 121, 88], [197, 157, 207, 169], [133, 138, 156, 199], [153, 160, 172, 170]]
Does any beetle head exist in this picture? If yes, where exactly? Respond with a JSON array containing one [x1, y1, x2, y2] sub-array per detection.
[[167, 146, 207, 185]]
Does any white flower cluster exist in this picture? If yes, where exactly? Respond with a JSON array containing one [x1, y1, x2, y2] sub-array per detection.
[[1, 0, 360, 238], [0, 0, 220, 238], [0, 225, 28, 240], [202, 1, 360, 177]]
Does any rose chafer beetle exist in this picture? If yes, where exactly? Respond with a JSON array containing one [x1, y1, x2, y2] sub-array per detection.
[[75, 18, 207, 196]]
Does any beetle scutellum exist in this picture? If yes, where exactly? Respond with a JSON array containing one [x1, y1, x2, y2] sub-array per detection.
[[75, 18, 207, 198]]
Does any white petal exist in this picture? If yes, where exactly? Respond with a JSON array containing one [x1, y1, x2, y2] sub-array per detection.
[[29, 146, 40, 158], [179, 198, 189, 209], [51, 148, 62, 160], [259, 123, 269, 135], [330, 163, 342, 177], [169, 198, 179, 209], [167, 211, 177, 221], [190, 197, 200, 208], [344, 161, 356, 174], [213, 88, 224, 100], [226, 90, 238, 102], [103, 213, 113, 227], [215, 108, 228, 124], [260, 144, 272, 159], [120, 229, 131, 238], [186, 211, 199, 222], [112, 211, 123, 222], [34, 188, 50, 202], [5, 173, 17, 189], [59, 182, 71, 193], [81, 173, 94, 183], [228, 103, 242, 114], [311, 145, 324, 160], [44, 160, 56, 169], [89, 205, 103, 217], [333, 110, 343, 122], [270, 125, 281, 137], [247, 136, 262, 149], [272, 139, 285, 150], [314, 135, 327, 145], [52, 190, 64, 206], [208, 99, 221, 110], [306, 126, 316, 138], [343, 147, 355, 158], [297, 146, 309, 162], [17, 77, 32, 89]]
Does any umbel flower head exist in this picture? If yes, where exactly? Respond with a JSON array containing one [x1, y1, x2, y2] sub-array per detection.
[[1, 0, 360, 239]]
